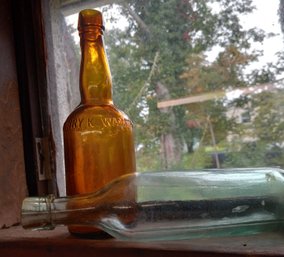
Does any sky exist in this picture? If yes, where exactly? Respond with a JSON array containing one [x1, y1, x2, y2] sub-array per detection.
[[232, 1, 283, 74], [65, 1, 284, 77]]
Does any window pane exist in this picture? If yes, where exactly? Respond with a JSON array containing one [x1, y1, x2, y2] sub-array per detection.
[[44, 0, 284, 194]]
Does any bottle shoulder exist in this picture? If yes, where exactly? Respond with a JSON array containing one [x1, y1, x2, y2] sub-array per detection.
[[65, 104, 131, 120]]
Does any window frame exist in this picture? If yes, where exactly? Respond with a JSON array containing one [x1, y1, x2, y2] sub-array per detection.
[[12, 0, 57, 196]]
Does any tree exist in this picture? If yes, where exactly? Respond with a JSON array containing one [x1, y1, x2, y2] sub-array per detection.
[[218, 1, 284, 168], [180, 46, 255, 167], [103, 0, 272, 170]]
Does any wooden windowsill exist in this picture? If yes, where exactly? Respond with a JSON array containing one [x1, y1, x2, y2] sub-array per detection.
[[1, 226, 284, 257]]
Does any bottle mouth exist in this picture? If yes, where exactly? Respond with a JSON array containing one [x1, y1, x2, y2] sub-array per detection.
[[78, 9, 105, 34], [21, 195, 55, 230]]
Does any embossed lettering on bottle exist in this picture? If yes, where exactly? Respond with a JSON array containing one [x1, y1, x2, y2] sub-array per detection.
[[64, 117, 131, 131]]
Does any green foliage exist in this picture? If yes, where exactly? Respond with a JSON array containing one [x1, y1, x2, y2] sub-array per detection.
[[224, 141, 265, 167], [222, 67, 284, 168], [181, 147, 213, 169], [180, 46, 254, 148], [102, 0, 281, 171]]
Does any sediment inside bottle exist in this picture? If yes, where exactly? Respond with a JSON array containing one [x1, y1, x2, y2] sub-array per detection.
[[100, 195, 283, 240]]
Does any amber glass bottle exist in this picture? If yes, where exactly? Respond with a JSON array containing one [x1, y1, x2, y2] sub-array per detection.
[[63, 9, 136, 236]]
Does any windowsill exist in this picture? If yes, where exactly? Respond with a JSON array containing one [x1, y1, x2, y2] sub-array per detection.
[[1, 226, 284, 256]]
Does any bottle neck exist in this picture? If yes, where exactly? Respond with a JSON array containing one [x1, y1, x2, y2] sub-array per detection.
[[79, 30, 113, 105], [21, 174, 138, 231], [21, 195, 102, 230]]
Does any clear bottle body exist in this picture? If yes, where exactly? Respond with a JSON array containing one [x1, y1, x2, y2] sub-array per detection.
[[22, 168, 284, 241], [63, 9, 136, 235]]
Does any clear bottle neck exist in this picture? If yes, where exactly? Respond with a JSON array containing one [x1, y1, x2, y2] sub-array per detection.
[[79, 29, 113, 105], [21, 173, 137, 230], [21, 194, 102, 230]]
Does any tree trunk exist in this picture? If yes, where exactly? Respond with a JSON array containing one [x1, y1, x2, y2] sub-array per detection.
[[156, 82, 182, 169]]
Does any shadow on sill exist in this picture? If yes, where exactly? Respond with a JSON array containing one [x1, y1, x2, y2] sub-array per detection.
[[1, 226, 284, 257]]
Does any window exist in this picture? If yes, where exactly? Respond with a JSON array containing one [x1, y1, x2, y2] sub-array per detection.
[[241, 111, 251, 124], [43, 0, 284, 194]]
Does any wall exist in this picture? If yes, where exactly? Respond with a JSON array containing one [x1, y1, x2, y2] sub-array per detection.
[[0, 0, 27, 228]]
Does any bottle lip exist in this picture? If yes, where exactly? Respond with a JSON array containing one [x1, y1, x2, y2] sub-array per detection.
[[78, 9, 105, 33], [21, 195, 55, 230], [22, 195, 55, 212]]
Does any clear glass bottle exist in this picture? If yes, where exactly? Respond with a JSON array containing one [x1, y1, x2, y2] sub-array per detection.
[[22, 168, 284, 241], [63, 10, 136, 236]]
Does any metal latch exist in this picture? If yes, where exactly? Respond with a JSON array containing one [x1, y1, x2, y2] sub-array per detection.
[[35, 137, 52, 181]]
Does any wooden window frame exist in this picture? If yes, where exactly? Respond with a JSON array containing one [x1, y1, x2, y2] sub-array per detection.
[[12, 0, 56, 196]]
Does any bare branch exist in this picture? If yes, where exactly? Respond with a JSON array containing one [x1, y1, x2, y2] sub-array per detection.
[[121, 2, 151, 35], [126, 51, 159, 113]]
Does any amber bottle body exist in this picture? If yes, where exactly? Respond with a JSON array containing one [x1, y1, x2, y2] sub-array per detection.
[[63, 10, 136, 236]]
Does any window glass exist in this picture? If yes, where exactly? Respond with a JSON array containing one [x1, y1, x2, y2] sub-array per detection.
[[45, 0, 284, 194]]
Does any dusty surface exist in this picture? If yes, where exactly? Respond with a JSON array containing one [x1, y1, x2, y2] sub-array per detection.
[[0, 0, 27, 228]]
